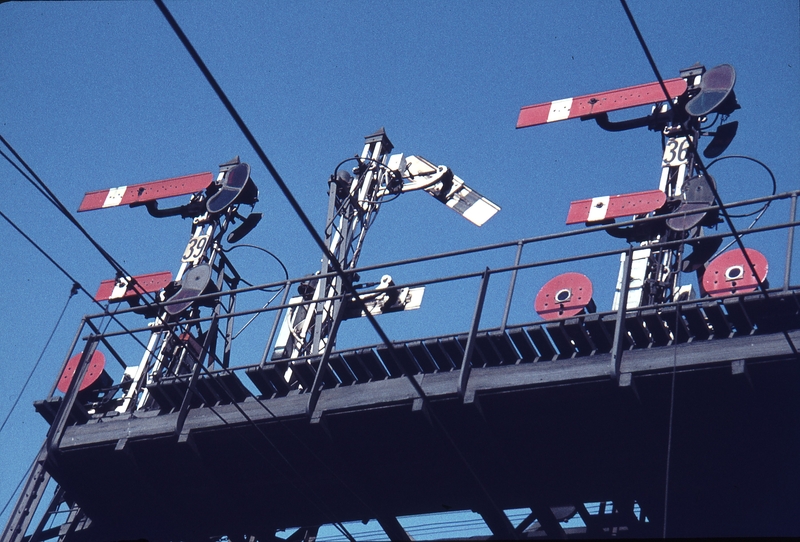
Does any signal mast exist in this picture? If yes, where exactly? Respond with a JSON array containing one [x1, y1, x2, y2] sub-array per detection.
[[67, 131, 500, 416], [523, 64, 767, 321], [270, 129, 500, 387], [2, 130, 499, 542]]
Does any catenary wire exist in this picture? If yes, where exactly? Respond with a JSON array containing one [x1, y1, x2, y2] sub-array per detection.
[[0, 285, 78, 437], [618, 0, 773, 304], [0, 134, 137, 283], [152, 0, 512, 532], [0, 208, 162, 368], [618, 0, 799, 535], [620, 2, 800, 366], [0, 461, 32, 520]]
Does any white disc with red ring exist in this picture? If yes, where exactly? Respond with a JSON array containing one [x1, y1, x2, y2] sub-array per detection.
[[535, 272, 593, 320], [703, 248, 768, 297]]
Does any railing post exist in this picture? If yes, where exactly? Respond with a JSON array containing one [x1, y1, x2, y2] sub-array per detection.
[[176, 303, 222, 438], [459, 268, 491, 399], [500, 242, 524, 332], [260, 281, 292, 367], [784, 193, 797, 291], [46, 336, 100, 454], [611, 248, 634, 381], [47, 317, 88, 398], [306, 302, 346, 420]]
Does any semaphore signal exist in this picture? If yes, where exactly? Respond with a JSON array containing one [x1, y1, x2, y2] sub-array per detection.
[[523, 63, 767, 321]]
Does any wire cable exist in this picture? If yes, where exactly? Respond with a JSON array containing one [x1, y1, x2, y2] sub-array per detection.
[[705, 155, 776, 218], [618, 0, 770, 303], [153, 0, 530, 532], [0, 134, 136, 283], [0, 208, 162, 365], [0, 285, 78, 437], [222, 243, 289, 282], [0, 460, 32, 520], [618, 0, 675, 107], [618, 0, 799, 534], [0, 209, 86, 296], [705, 155, 777, 258]]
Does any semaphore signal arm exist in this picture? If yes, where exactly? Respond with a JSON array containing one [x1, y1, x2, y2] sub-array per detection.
[[68, 130, 501, 416]]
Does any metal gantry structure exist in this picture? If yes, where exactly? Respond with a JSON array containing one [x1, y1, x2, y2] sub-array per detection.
[[3, 63, 800, 541]]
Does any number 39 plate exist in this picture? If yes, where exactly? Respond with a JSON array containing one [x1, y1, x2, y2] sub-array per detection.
[[182, 233, 210, 264]]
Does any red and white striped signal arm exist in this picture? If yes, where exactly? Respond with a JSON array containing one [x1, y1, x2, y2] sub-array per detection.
[[78, 172, 213, 212], [516, 77, 688, 128], [566, 189, 666, 225], [94, 271, 173, 302]]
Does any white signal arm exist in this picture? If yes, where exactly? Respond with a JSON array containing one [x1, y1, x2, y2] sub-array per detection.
[[390, 154, 500, 227]]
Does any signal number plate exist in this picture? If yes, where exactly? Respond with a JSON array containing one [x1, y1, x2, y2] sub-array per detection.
[[182, 233, 210, 264]]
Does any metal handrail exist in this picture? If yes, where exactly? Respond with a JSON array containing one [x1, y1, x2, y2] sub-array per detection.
[[45, 189, 799, 414]]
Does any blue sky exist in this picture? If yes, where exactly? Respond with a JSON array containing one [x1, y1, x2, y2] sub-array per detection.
[[1, 0, 799, 536]]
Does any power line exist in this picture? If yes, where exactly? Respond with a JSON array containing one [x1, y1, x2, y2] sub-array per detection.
[[0, 208, 163, 367], [0, 134, 144, 288], [618, 0, 775, 304], [151, 0, 513, 531], [616, 1, 798, 535], [0, 285, 77, 437], [0, 209, 86, 295]]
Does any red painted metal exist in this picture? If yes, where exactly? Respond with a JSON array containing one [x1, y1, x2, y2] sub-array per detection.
[[57, 350, 106, 393], [566, 189, 666, 224], [78, 172, 213, 212], [517, 77, 688, 128], [703, 248, 768, 297], [535, 272, 593, 320], [94, 271, 173, 302]]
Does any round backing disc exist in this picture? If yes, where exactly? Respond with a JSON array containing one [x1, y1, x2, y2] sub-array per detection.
[[685, 63, 736, 117], [535, 272, 593, 320], [165, 263, 213, 316], [703, 248, 768, 297], [57, 350, 106, 393]]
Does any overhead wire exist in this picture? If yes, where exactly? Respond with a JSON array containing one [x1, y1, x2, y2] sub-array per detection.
[[618, 0, 774, 304], [0, 134, 230, 390], [0, 134, 137, 283], [152, 0, 512, 533], [0, 208, 164, 390], [0, 209, 86, 296], [615, 2, 689, 535], [618, 0, 797, 536], [0, 285, 78, 437], [705, 155, 777, 258]]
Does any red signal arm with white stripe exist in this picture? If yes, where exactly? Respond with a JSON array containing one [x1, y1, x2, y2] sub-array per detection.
[[517, 77, 688, 129], [94, 271, 173, 301], [566, 189, 666, 225], [78, 172, 213, 212]]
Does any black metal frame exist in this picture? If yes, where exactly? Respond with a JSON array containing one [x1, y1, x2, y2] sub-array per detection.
[[4, 189, 799, 542]]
